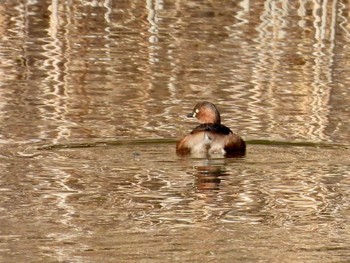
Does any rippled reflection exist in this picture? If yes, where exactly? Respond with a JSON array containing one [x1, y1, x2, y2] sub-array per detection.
[[0, 1, 349, 144], [1, 140, 350, 261], [0, 0, 350, 262]]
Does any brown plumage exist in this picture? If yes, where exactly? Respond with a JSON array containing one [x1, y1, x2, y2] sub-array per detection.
[[176, 101, 246, 157]]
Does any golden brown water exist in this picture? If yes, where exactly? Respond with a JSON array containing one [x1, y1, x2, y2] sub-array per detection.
[[0, 1, 350, 262]]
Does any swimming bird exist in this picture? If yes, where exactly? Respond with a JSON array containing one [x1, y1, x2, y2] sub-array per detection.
[[176, 101, 246, 157]]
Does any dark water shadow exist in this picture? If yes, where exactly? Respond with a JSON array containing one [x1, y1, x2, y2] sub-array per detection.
[[36, 138, 349, 150]]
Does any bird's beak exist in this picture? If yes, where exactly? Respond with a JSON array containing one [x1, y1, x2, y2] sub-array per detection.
[[187, 112, 195, 118]]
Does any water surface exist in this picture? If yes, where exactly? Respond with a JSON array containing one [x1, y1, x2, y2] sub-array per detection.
[[0, 1, 350, 262]]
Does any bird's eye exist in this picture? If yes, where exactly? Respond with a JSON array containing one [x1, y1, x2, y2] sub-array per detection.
[[195, 109, 199, 113]]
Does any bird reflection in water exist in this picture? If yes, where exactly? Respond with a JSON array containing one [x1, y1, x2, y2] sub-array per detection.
[[194, 164, 227, 190]]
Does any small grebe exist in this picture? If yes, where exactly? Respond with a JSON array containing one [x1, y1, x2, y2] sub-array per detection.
[[176, 101, 246, 156]]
